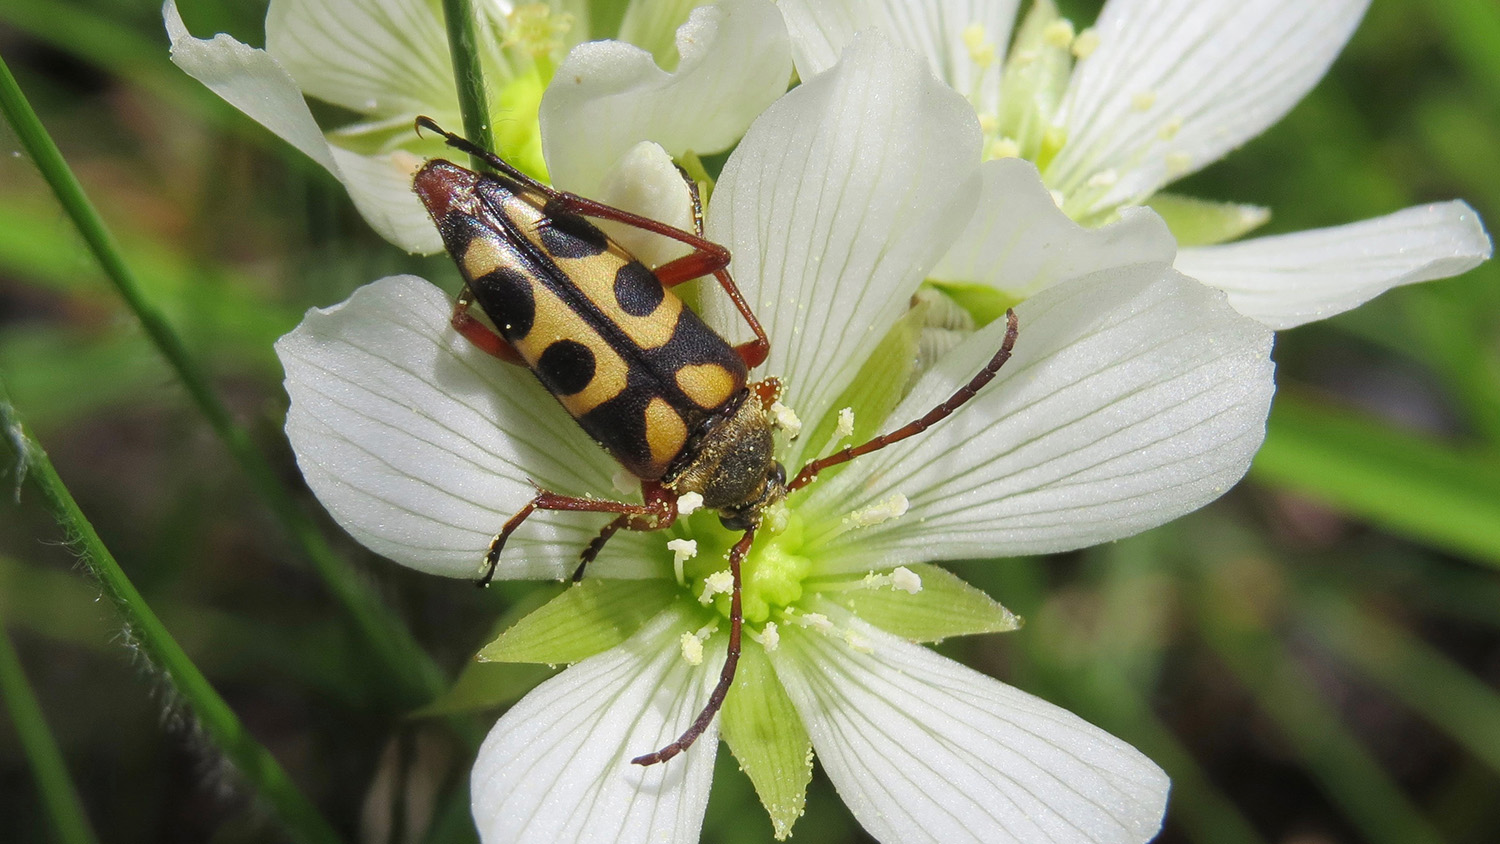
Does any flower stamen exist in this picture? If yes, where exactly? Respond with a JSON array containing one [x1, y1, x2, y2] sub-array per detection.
[[668, 538, 698, 585], [844, 493, 910, 528], [699, 568, 734, 605], [770, 401, 803, 439]]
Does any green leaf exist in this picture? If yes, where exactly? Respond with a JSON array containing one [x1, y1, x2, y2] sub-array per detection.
[[807, 564, 1021, 642], [1251, 394, 1500, 568], [1145, 193, 1270, 246], [721, 642, 811, 841], [479, 579, 679, 664]]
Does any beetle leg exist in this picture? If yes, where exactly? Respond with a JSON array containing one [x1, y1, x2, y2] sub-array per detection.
[[572, 515, 627, 582], [478, 487, 675, 587], [571, 482, 679, 582], [632, 527, 755, 766], [788, 309, 1020, 491], [452, 287, 525, 365]]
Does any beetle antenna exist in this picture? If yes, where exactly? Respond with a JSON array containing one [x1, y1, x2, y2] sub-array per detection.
[[413, 116, 546, 191], [788, 309, 1019, 491], [631, 527, 755, 765]]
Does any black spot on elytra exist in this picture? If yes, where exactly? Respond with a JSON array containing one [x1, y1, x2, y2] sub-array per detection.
[[614, 261, 665, 317], [537, 340, 596, 395], [579, 383, 657, 478], [471, 267, 535, 340], [539, 210, 608, 259]]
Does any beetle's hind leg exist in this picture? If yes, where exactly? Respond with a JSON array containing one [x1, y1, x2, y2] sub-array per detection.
[[451, 286, 525, 365], [570, 483, 679, 582], [572, 515, 626, 582], [478, 487, 675, 587]]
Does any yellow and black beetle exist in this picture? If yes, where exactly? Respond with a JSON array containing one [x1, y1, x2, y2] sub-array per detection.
[[411, 117, 1020, 766]]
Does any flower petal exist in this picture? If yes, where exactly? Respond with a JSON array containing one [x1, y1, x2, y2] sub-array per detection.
[[472, 604, 719, 844], [264, 0, 456, 118], [705, 31, 982, 466], [800, 265, 1274, 573], [539, 0, 792, 195], [591, 141, 698, 271], [329, 147, 444, 254], [276, 276, 661, 579], [1048, 0, 1370, 216], [165, 2, 442, 253], [770, 605, 1169, 844], [165, 0, 337, 171], [778, 0, 1021, 113], [1174, 200, 1493, 329], [931, 157, 1176, 300]]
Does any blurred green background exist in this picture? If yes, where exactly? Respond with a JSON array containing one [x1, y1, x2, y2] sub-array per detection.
[[1, 0, 1498, 842]]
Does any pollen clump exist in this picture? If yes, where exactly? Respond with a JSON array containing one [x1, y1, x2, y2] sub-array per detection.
[[845, 494, 910, 528]]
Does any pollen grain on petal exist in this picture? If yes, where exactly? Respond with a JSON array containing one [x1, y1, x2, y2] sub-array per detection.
[[845, 494, 910, 528], [1158, 116, 1184, 141], [891, 566, 923, 595], [1131, 90, 1158, 111]]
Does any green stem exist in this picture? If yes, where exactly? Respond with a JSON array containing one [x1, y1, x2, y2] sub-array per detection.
[[442, 0, 495, 161], [0, 50, 445, 709], [0, 605, 100, 844], [0, 389, 340, 844]]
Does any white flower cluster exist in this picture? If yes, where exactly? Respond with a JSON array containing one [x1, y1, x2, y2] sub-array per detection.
[[169, 0, 1489, 842]]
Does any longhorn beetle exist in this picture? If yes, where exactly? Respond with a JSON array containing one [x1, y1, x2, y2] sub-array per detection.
[[411, 117, 1020, 766]]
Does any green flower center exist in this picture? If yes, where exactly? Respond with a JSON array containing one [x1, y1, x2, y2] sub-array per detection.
[[681, 509, 811, 626]]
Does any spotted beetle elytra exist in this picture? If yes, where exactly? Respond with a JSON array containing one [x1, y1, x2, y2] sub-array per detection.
[[411, 117, 1020, 766]]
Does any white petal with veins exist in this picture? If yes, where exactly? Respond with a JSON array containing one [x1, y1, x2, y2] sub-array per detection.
[[771, 604, 1168, 844], [705, 32, 982, 468], [277, 276, 660, 579], [1176, 200, 1492, 329], [1048, 0, 1370, 215], [472, 606, 719, 844], [801, 266, 1274, 574]]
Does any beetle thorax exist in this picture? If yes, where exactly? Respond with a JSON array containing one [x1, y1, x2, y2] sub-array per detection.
[[664, 388, 786, 528]]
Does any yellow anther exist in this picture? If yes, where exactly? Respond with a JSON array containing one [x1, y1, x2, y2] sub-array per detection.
[[1072, 28, 1100, 59]]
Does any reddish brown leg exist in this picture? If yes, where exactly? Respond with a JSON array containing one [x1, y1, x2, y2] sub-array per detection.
[[417, 117, 770, 369], [478, 486, 675, 587], [789, 309, 1020, 492], [632, 527, 756, 766], [557, 194, 769, 369], [573, 515, 627, 582], [452, 287, 524, 365]]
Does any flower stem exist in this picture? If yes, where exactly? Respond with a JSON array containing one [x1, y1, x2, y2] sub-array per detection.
[[442, 0, 496, 163], [0, 52, 447, 709], [0, 604, 100, 844], [0, 386, 341, 844]]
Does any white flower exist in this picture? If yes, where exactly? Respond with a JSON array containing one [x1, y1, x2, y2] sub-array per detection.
[[163, 0, 791, 252], [278, 33, 1274, 842], [777, 0, 1492, 328]]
